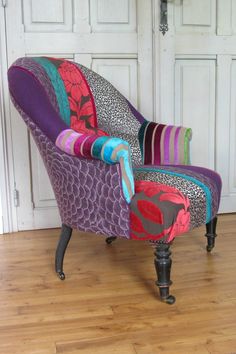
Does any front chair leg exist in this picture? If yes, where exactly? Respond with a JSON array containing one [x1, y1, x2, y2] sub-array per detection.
[[55, 224, 73, 280], [154, 242, 175, 304], [205, 216, 217, 252]]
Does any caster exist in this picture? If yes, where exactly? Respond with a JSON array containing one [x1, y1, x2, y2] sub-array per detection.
[[206, 244, 214, 252], [57, 271, 65, 280], [106, 236, 117, 245], [162, 295, 176, 305]]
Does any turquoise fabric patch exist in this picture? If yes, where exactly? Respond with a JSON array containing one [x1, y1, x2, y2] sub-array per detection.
[[134, 166, 212, 222], [91, 136, 110, 160], [138, 121, 148, 161], [32, 57, 70, 126], [92, 137, 134, 203]]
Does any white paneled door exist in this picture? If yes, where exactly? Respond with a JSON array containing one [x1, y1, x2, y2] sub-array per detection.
[[159, 0, 236, 213], [4, 0, 153, 230]]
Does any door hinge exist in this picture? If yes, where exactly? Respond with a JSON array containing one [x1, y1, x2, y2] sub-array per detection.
[[13, 189, 19, 207], [1, 0, 7, 7]]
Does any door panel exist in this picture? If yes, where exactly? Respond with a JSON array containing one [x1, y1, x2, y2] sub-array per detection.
[[90, 0, 136, 32], [174, 0, 216, 33], [92, 58, 138, 106], [175, 60, 216, 168], [23, 0, 73, 32]]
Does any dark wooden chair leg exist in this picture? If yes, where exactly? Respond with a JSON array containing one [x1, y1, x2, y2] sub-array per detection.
[[205, 216, 217, 252], [55, 224, 73, 280], [106, 236, 117, 244], [154, 242, 175, 304]]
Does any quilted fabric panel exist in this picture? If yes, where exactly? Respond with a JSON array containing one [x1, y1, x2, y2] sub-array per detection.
[[12, 98, 131, 238]]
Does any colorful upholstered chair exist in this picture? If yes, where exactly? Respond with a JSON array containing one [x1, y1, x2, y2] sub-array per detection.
[[8, 57, 221, 304]]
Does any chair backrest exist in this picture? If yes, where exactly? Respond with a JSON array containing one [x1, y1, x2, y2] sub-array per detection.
[[8, 57, 146, 165]]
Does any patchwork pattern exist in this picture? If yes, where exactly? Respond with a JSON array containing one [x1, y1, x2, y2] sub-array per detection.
[[131, 181, 190, 242], [134, 165, 221, 229], [33, 57, 98, 134], [12, 99, 131, 238], [77, 63, 143, 166], [139, 121, 192, 165], [10, 57, 60, 114], [33, 57, 71, 126], [8, 56, 222, 244], [56, 129, 135, 203]]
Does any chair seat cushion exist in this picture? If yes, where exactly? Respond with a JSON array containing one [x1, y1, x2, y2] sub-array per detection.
[[130, 165, 221, 242]]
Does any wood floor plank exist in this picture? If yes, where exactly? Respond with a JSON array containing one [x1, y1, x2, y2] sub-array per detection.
[[0, 214, 235, 353]]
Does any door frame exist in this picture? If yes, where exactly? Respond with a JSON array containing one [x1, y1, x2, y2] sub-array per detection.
[[0, 5, 18, 233]]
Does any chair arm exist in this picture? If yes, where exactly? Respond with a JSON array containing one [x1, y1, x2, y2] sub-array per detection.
[[138, 121, 192, 166], [56, 129, 134, 203]]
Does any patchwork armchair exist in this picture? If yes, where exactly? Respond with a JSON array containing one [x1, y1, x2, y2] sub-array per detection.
[[8, 57, 221, 304]]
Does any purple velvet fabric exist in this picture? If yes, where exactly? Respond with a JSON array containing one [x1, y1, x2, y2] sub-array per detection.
[[12, 98, 130, 238], [10, 57, 60, 114], [8, 66, 67, 143], [126, 99, 146, 124]]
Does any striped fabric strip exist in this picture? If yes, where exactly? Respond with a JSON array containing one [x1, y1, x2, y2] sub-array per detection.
[[134, 166, 212, 222], [138, 121, 192, 165], [32, 57, 71, 126], [55, 129, 80, 155], [55, 129, 134, 203]]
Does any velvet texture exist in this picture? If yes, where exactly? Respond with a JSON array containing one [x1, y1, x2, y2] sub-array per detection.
[[8, 56, 222, 243], [138, 121, 192, 165], [56, 129, 135, 203]]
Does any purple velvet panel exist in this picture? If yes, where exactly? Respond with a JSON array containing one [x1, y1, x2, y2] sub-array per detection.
[[8, 66, 67, 143], [126, 99, 146, 124], [11, 57, 60, 115], [165, 165, 222, 201], [12, 98, 130, 238]]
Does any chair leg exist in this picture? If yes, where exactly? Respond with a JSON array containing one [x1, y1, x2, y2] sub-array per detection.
[[106, 236, 117, 244], [205, 216, 217, 252], [154, 242, 175, 304], [55, 224, 73, 280]]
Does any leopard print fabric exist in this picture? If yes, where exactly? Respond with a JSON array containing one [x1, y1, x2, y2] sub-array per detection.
[[77, 64, 143, 167]]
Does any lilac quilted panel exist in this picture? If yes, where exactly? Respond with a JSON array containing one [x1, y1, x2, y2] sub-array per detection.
[[13, 100, 130, 238]]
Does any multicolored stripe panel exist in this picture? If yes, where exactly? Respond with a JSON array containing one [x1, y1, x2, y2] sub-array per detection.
[[32, 57, 99, 135], [56, 129, 135, 203], [138, 121, 192, 165]]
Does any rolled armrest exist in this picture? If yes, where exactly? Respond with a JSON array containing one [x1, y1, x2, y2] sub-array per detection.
[[56, 129, 134, 203], [138, 121, 192, 166]]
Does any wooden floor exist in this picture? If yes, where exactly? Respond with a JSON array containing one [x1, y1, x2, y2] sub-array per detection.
[[0, 214, 236, 354]]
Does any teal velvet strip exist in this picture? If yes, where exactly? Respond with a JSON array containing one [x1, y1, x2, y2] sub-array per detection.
[[32, 57, 70, 126], [138, 121, 148, 162]]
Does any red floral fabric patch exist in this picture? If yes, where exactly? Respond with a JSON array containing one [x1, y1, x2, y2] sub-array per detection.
[[57, 61, 98, 134], [130, 180, 190, 242], [48, 58, 106, 135]]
